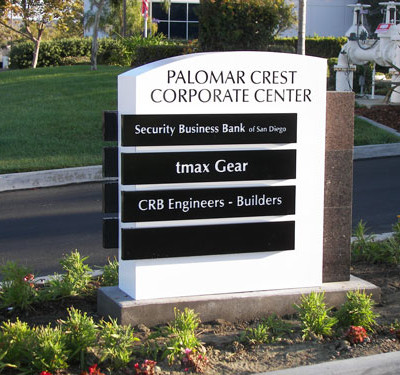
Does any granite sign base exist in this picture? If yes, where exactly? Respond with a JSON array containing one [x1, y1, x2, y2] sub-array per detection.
[[98, 276, 380, 326]]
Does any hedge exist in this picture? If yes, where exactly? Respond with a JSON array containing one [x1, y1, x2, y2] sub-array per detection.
[[9, 36, 350, 69], [132, 45, 189, 67], [9, 38, 91, 69], [273, 36, 348, 58], [9, 36, 191, 69]]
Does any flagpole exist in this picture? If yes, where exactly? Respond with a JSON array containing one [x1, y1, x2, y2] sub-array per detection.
[[149, 0, 152, 36], [142, 0, 149, 38]]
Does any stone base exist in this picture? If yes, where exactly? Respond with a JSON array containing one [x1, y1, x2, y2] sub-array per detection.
[[97, 276, 380, 326]]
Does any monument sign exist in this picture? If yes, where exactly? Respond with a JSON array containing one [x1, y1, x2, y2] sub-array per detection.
[[117, 52, 327, 300]]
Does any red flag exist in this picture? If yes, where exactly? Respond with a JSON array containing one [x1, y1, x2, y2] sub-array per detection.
[[141, 0, 148, 17]]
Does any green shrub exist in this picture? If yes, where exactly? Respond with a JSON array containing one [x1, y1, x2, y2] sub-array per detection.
[[133, 44, 188, 67], [198, 0, 295, 51], [263, 314, 293, 341], [351, 220, 378, 262], [164, 307, 203, 364], [376, 235, 400, 264], [9, 38, 91, 69], [101, 257, 119, 287], [241, 322, 271, 345], [59, 307, 98, 369], [57, 38, 91, 57], [9, 41, 34, 68], [97, 318, 139, 370], [336, 290, 379, 332], [167, 307, 201, 333], [44, 250, 93, 299], [97, 38, 131, 66], [295, 292, 338, 340], [241, 314, 292, 345], [31, 325, 69, 372], [0, 319, 35, 371], [123, 34, 190, 66], [379, 219, 400, 264], [0, 261, 38, 311], [352, 220, 400, 264], [139, 335, 165, 362]]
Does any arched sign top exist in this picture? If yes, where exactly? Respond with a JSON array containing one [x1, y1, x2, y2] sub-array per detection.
[[118, 51, 327, 115]]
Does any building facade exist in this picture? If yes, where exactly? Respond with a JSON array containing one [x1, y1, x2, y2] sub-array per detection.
[[84, 0, 357, 39], [148, 0, 357, 39], [151, 0, 199, 40]]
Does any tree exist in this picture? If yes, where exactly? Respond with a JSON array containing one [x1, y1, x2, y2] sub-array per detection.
[[86, 0, 107, 70], [0, 0, 69, 68], [104, 0, 146, 37], [102, 0, 156, 37], [198, 0, 296, 52], [54, 0, 84, 38]]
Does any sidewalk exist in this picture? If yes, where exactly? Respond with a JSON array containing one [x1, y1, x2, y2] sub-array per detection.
[[260, 350, 400, 375]]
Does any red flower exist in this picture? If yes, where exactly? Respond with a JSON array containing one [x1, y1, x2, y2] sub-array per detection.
[[40, 372, 52, 375], [345, 325, 368, 344], [23, 273, 35, 287], [80, 364, 105, 375]]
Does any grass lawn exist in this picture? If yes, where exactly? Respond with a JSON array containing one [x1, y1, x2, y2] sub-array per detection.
[[0, 65, 399, 174], [0, 65, 128, 174], [354, 116, 400, 146]]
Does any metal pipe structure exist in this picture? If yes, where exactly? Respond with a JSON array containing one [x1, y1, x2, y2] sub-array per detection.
[[335, 2, 400, 103]]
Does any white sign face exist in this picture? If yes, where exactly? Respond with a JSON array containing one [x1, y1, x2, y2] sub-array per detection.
[[118, 51, 327, 300]]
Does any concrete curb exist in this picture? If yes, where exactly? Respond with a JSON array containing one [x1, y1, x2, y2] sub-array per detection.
[[351, 231, 394, 242], [0, 165, 106, 192], [353, 143, 400, 160], [261, 350, 400, 375]]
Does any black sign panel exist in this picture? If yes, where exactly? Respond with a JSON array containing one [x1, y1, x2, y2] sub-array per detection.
[[121, 149, 296, 185], [122, 186, 295, 222], [122, 113, 297, 146], [121, 221, 295, 260]]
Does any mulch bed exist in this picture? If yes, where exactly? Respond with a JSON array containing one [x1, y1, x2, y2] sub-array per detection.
[[355, 105, 400, 132], [0, 262, 399, 374]]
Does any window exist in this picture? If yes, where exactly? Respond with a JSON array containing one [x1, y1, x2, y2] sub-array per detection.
[[151, 1, 199, 40]]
